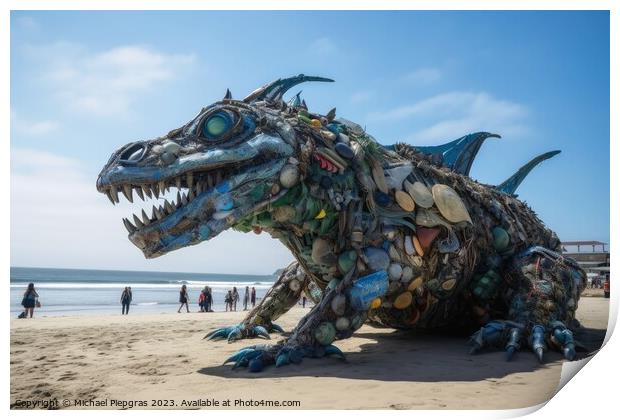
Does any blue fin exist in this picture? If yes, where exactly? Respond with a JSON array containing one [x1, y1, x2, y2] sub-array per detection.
[[496, 150, 561, 196], [411, 132, 500, 175]]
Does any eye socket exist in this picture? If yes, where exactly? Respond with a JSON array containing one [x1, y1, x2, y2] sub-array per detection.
[[202, 111, 233, 140]]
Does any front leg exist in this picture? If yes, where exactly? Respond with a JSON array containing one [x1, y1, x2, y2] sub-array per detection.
[[224, 265, 389, 371], [205, 261, 311, 342]]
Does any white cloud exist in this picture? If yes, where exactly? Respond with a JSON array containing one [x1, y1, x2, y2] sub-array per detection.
[[403, 68, 442, 85], [11, 111, 60, 137], [350, 90, 374, 104], [22, 43, 196, 116], [10, 149, 293, 274], [14, 16, 39, 31], [308, 37, 338, 55], [11, 111, 60, 136], [369, 91, 528, 144]]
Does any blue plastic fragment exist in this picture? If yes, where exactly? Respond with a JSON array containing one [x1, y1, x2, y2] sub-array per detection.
[[347, 270, 389, 311]]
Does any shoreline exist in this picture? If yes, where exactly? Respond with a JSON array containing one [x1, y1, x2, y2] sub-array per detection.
[[11, 297, 609, 410]]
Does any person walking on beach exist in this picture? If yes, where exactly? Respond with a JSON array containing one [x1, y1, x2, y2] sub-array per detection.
[[225, 290, 233, 312], [21, 283, 39, 318], [198, 287, 207, 312], [206, 287, 213, 312], [302, 292, 307, 308], [251, 287, 256, 307], [120, 286, 132, 315], [243, 286, 250, 310], [178, 285, 190, 313], [232, 287, 240, 311]]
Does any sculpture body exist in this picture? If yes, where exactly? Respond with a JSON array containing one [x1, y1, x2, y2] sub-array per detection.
[[97, 75, 586, 371]]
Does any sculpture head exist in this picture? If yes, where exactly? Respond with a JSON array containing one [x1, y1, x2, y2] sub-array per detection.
[[96, 75, 334, 258]]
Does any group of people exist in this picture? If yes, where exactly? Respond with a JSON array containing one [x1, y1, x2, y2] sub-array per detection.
[[18, 282, 260, 318], [224, 286, 256, 311]]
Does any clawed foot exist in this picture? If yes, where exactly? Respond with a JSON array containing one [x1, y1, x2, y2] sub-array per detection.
[[223, 343, 346, 372], [468, 320, 579, 363], [204, 323, 285, 343]]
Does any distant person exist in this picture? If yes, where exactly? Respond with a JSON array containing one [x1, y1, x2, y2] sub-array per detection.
[[21, 283, 39, 318], [251, 287, 256, 307], [178, 285, 190, 313], [198, 287, 207, 312], [302, 293, 307, 308], [243, 286, 250, 310], [232, 287, 240, 311], [120, 286, 132, 315], [206, 287, 213, 312], [225, 290, 233, 312]]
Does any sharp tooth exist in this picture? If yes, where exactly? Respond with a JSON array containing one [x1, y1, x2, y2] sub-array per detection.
[[159, 180, 166, 194], [181, 192, 188, 206], [215, 171, 222, 185], [141, 209, 150, 225], [123, 218, 136, 234], [196, 182, 202, 195], [154, 206, 163, 220], [133, 213, 144, 228], [106, 190, 115, 205], [176, 191, 182, 207], [151, 205, 158, 220], [153, 183, 160, 198], [164, 200, 174, 213], [207, 173, 213, 188], [135, 186, 144, 201], [176, 177, 181, 190], [186, 172, 193, 189], [159, 205, 166, 217], [142, 185, 152, 199], [188, 188, 194, 200], [110, 186, 119, 203], [122, 185, 134, 203]]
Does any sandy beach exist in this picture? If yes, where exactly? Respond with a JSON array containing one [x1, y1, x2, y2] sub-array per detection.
[[10, 296, 609, 410]]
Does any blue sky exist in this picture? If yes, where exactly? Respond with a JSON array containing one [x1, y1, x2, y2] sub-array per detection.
[[10, 11, 610, 273]]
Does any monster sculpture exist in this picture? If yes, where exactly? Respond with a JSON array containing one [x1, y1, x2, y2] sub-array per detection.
[[97, 75, 586, 372]]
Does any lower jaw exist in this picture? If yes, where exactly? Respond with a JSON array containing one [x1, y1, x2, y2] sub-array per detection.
[[132, 177, 292, 258]]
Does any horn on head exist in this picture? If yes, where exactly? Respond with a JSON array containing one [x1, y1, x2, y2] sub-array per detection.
[[243, 74, 334, 103]]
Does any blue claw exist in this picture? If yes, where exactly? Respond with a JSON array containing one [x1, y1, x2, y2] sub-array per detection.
[[223, 348, 255, 364], [275, 352, 290, 367], [551, 321, 576, 361], [324, 344, 346, 359], [248, 356, 264, 372], [271, 323, 284, 333], [505, 326, 522, 361], [205, 327, 232, 340], [530, 325, 547, 363], [227, 327, 243, 343], [253, 325, 271, 340]]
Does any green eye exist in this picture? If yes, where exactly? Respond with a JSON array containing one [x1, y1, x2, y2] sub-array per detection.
[[202, 112, 232, 139]]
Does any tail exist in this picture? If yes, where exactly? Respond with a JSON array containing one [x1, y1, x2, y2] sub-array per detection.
[[496, 150, 561, 196]]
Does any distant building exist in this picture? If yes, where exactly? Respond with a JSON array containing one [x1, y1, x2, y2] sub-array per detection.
[[561, 241, 609, 281]]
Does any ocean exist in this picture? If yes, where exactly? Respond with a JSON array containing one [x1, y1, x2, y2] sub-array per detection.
[[10, 267, 276, 317]]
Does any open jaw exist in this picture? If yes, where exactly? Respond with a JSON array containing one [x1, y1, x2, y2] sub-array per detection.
[[98, 159, 287, 258]]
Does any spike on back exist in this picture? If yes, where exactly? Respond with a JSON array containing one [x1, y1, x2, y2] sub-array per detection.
[[410, 132, 501, 176], [496, 150, 561, 196]]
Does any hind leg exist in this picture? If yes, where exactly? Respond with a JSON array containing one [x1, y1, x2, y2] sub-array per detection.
[[469, 246, 586, 362]]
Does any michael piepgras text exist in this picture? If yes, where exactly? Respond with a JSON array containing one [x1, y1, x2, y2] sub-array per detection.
[[13, 398, 302, 409]]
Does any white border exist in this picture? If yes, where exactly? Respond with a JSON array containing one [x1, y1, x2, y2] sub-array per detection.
[[3, 1, 616, 419]]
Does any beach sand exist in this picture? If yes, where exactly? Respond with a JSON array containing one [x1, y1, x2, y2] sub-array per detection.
[[10, 296, 609, 410]]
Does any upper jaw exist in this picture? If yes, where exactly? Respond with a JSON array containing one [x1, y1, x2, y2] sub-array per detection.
[[97, 133, 296, 257]]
